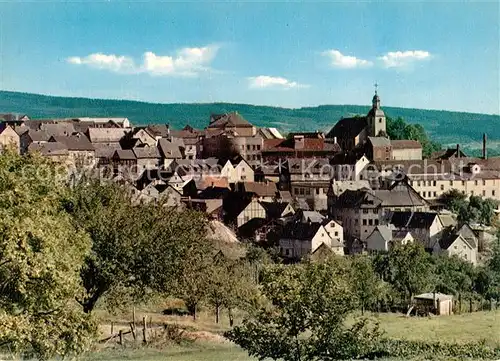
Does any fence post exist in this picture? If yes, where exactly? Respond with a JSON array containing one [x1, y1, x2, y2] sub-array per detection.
[[132, 306, 136, 329], [119, 330, 123, 346], [130, 322, 136, 340], [111, 322, 114, 336], [142, 316, 147, 344]]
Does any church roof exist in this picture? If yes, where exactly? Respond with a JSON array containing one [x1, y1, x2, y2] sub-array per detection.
[[326, 116, 367, 140]]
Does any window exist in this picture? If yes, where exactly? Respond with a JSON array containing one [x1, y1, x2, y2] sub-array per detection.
[[373, 209, 378, 214], [294, 188, 298, 195], [355, 219, 359, 225], [449, 180, 453, 186], [433, 192, 437, 197], [417, 181, 421, 187], [379, 118, 382, 123], [423, 191, 426, 197], [440, 184, 444, 191], [363, 209, 369, 214], [462, 180, 465, 186], [256, 145, 261, 150], [368, 219, 373, 226], [362, 219, 367, 226], [299, 188, 304, 195], [241, 175, 247, 180], [375, 219, 379, 225], [305, 188, 311, 195], [285, 249, 290, 256], [475, 180, 478, 186], [316, 188, 320, 195], [483, 190, 486, 196], [247, 145, 251, 151], [483, 180, 486, 186], [334, 231, 338, 237], [433, 181, 437, 186], [493, 190, 496, 196], [471, 190, 474, 196]]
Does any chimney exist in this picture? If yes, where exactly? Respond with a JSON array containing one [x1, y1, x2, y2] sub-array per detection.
[[483, 133, 487, 160], [334, 136, 338, 144], [456, 144, 460, 158]]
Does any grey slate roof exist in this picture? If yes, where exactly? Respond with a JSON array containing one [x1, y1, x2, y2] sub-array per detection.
[[28, 142, 68, 156], [133, 146, 161, 159], [387, 211, 439, 229], [88, 128, 127, 143], [326, 116, 367, 141], [208, 112, 253, 128], [368, 136, 391, 147], [158, 138, 182, 159], [50, 134, 94, 151]]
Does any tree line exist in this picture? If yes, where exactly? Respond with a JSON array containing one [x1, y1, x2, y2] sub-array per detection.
[[1, 150, 500, 360]]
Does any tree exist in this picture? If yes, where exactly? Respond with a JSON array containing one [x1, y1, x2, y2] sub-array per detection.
[[439, 190, 499, 225], [226, 258, 382, 361], [0, 151, 96, 359], [67, 179, 145, 313], [387, 243, 434, 304], [350, 255, 384, 314], [386, 116, 441, 158]]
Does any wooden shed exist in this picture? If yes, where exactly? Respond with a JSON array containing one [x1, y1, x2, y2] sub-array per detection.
[[414, 292, 454, 316]]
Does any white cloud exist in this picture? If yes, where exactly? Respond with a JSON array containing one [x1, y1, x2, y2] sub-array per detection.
[[379, 50, 431, 68], [248, 75, 309, 90], [322, 50, 373, 69], [67, 45, 220, 77], [66, 53, 136, 73]]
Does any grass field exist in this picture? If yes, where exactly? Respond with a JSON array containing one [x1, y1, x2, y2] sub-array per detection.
[[81, 310, 500, 361]]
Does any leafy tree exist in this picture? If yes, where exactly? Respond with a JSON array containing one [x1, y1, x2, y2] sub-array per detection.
[[386, 116, 441, 158], [0, 151, 96, 359], [67, 179, 145, 313], [387, 243, 434, 304], [226, 258, 382, 361], [350, 255, 385, 314], [433, 255, 474, 297], [439, 190, 498, 225]]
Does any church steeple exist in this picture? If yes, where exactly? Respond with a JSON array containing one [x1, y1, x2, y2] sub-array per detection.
[[372, 82, 380, 109], [367, 83, 386, 137]]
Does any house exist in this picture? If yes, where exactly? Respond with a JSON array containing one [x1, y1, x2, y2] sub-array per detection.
[[330, 153, 371, 181], [0, 125, 20, 153], [208, 112, 257, 137], [203, 129, 263, 167], [20, 129, 50, 153], [431, 144, 467, 160], [236, 199, 294, 227], [329, 180, 430, 242], [87, 128, 128, 147], [237, 181, 278, 201], [49, 133, 96, 169], [170, 125, 203, 160], [28, 142, 69, 162], [220, 157, 254, 183], [261, 132, 340, 162], [111, 149, 137, 177], [297, 210, 325, 224], [285, 158, 333, 211], [133, 128, 158, 147], [158, 138, 183, 161], [182, 198, 224, 220], [74, 117, 131, 129], [133, 146, 161, 171], [435, 233, 478, 265], [367, 136, 392, 161], [386, 211, 444, 250], [279, 219, 344, 260], [391, 140, 422, 160], [258, 127, 284, 140], [413, 293, 453, 316], [365, 225, 414, 252], [0, 113, 30, 127], [326, 90, 386, 151]]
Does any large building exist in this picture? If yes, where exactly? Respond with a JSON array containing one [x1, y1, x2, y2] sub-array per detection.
[[326, 90, 387, 151]]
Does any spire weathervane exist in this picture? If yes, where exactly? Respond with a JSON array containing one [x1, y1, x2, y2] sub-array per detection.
[[374, 82, 379, 95]]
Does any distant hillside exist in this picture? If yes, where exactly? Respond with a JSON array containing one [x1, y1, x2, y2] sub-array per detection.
[[1, 90, 499, 155]]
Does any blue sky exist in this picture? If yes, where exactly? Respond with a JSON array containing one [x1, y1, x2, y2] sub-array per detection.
[[0, 1, 498, 114]]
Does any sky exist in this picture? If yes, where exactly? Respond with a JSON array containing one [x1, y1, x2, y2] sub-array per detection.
[[0, 1, 498, 114]]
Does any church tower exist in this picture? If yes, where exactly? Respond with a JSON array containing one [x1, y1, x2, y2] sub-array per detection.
[[366, 85, 386, 137]]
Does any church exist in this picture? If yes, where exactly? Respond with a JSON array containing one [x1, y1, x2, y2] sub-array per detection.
[[326, 89, 387, 152]]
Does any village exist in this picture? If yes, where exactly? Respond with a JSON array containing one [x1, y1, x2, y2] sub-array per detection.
[[0, 90, 497, 267]]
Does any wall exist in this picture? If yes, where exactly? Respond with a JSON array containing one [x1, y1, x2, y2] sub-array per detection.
[[392, 148, 422, 160]]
